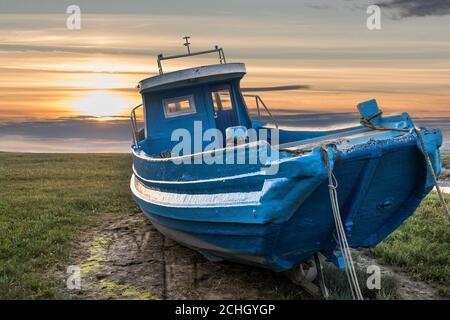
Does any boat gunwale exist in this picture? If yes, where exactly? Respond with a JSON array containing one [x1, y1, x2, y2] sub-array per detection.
[[131, 120, 410, 163], [132, 139, 273, 162]]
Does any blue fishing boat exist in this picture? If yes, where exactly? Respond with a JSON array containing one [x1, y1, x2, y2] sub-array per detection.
[[129, 41, 444, 285]]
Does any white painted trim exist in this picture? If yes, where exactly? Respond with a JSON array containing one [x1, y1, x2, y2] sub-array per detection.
[[130, 174, 260, 208], [132, 164, 264, 184]]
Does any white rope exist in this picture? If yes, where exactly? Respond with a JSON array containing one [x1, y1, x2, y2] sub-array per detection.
[[321, 147, 364, 300]]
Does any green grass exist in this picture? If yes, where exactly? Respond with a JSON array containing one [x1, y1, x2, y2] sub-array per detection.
[[368, 191, 450, 297], [442, 151, 450, 169], [0, 153, 139, 299], [441, 151, 450, 179], [324, 265, 398, 300]]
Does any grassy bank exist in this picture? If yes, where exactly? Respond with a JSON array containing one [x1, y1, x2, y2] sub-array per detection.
[[369, 152, 450, 297], [442, 152, 450, 179], [442, 152, 450, 168], [0, 153, 138, 298]]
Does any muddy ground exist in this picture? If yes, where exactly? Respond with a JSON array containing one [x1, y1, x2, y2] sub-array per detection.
[[352, 252, 440, 300], [60, 212, 441, 300], [61, 212, 307, 300]]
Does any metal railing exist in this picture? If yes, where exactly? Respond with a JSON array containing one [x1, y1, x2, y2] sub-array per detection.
[[243, 95, 279, 128], [157, 45, 226, 75], [130, 104, 143, 147]]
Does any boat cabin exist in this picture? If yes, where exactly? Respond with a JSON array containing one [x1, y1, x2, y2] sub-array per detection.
[[132, 45, 255, 157]]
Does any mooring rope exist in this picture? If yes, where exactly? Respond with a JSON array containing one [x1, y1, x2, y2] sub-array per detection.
[[321, 147, 364, 300], [318, 114, 449, 300], [360, 115, 450, 221]]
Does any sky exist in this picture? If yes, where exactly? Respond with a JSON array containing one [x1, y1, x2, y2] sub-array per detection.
[[0, 0, 449, 152]]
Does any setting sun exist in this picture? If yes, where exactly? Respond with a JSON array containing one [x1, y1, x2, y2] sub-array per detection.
[[70, 91, 132, 117]]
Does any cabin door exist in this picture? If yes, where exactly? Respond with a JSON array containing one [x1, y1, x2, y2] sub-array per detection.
[[210, 84, 239, 138]]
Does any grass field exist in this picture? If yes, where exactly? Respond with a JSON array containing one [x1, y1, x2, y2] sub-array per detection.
[[368, 192, 450, 297], [442, 152, 450, 179], [0, 152, 448, 299], [0, 153, 139, 299], [442, 152, 450, 168]]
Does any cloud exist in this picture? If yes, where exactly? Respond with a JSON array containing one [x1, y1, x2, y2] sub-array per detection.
[[0, 86, 138, 94], [0, 43, 157, 57], [241, 85, 310, 92], [0, 67, 150, 76], [0, 0, 337, 16], [376, 0, 450, 18], [0, 116, 132, 141]]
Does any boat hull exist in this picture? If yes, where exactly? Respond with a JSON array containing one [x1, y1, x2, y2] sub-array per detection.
[[131, 125, 443, 272]]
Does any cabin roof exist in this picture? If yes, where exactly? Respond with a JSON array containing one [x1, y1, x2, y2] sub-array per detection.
[[138, 63, 246, 93]]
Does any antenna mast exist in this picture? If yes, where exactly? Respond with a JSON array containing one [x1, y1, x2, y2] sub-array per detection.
[[183, 36, 191, 54]]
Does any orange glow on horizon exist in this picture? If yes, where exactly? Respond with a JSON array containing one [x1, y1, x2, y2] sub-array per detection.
[[69, 90, 134, 117]]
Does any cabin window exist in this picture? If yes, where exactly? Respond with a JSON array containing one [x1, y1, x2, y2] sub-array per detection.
[[211, 87, 233, 111], [163, 95, 196, 118]]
